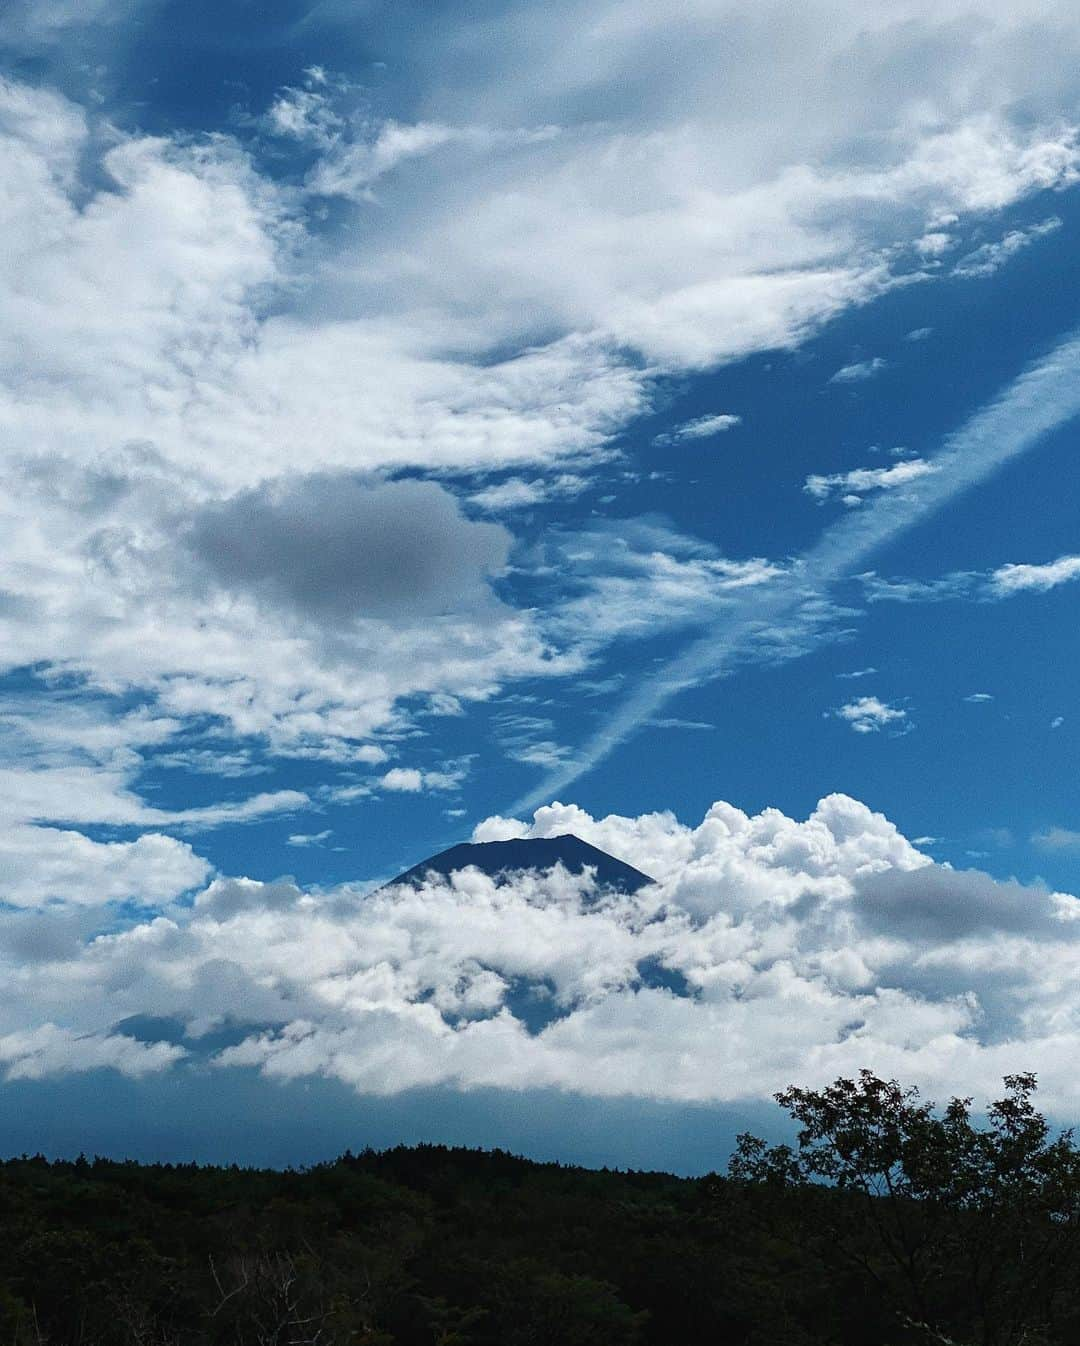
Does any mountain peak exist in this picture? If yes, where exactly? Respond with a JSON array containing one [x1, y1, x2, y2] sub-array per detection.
[[386, 833, 654, 894]]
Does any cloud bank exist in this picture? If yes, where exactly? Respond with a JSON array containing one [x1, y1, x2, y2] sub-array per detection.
[[4, 793, 1080, 1113]]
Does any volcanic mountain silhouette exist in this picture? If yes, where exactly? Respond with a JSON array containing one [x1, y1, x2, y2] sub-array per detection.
[[386, 834, 654, 894]]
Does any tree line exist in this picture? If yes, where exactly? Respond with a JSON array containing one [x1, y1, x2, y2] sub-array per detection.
[[2, 1072, 1079, 1345]]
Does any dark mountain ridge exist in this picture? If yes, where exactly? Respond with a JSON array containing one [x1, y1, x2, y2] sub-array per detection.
[[386, 833, 655, 894]]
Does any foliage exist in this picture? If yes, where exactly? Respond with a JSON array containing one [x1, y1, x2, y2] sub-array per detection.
[[730, 1071, 1080, 1346], [3, 1075, 1080, 1344]]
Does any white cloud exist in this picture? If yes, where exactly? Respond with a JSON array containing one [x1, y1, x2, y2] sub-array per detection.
[[0, 1024, 184, 1080], [154, 749, 269, 778], [308, 120, 561, 200], [0, 825, 210, 908], [805, 457, 937, 502], [380, 768, 424, 792], [333, 94, 1080, 370], [1033, 827, 1080, 852], [9, 791, 1080, 1113], [953, 216, 1062, 279], [468, 473, 588, 512], [915, 231, 953, 257], [0, 765, 307, 831], [286, 830, 332, 848], [380, 763, 468, 794], [0, 0, 1079, 798], [0, 696, 293, 908], [963, 692, 994, 703], [652, 413, 742, 446], [829, 357, 888, 384], [832, 695, 910, 734], [266, 84, 344, 147], [542, 522, 786, 649], [991, 554, 1080, 594], [492, 714, 575, 770], [865, 553, 1080, 603]]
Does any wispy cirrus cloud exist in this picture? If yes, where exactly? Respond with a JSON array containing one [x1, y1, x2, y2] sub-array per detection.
[[514, 333, 1080, 811], [860, 552, 1080, 602], [1, 0, 1080, 882], [1033, 826, 1080, 852], [828, 357, 887, 384], [652, 412, 742, 446], [953, 216, 1062, 279]]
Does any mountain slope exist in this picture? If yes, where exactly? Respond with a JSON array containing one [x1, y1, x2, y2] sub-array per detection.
[[386, 834, 654, 894]]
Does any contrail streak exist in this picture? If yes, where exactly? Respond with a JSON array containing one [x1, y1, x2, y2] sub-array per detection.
[[509, 333, 1080, 815]]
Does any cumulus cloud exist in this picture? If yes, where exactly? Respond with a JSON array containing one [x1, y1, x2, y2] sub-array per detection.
[[265, 82, 344, 147], [6, 792, 1080, 1113], [804, 457, 937, 503], [832, 696, 909, 734], [0, 444, 578, 766], [0, 1025, 185, 1081], [991, 554, 1080, 595], [379, 764, 468, 793], [0, 825, 209, 909]]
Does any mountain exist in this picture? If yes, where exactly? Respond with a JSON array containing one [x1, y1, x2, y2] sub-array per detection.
[[386, 833, 655, 894]]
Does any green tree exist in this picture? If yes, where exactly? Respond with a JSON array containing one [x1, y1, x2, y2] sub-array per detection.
[[729, 1071, 1080, 1346]]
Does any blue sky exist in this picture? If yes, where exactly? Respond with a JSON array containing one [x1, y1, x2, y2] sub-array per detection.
[[2, 0, 1080, 1168]]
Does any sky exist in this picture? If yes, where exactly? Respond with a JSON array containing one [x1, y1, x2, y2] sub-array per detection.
[[2, 0, 1080, 1171]]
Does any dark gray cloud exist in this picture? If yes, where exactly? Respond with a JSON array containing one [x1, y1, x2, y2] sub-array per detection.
[[186, 476, 512, 623], [0, 907, 102, 964], [856, 864, 1064, 941]]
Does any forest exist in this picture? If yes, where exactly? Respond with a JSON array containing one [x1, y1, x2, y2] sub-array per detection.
[[3, 1072, 1080, 1346]]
